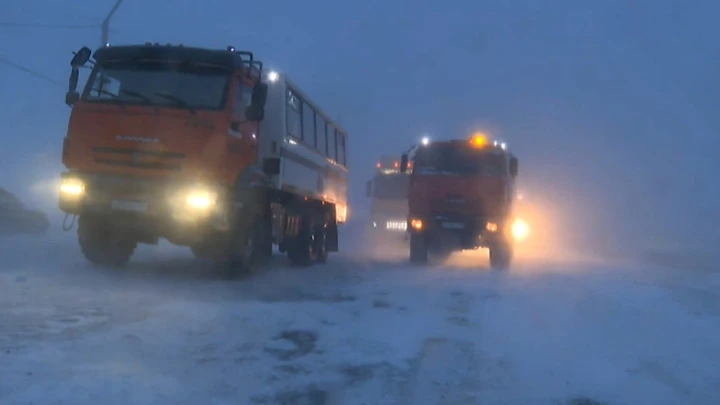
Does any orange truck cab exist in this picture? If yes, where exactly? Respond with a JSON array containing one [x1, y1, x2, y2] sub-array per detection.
[[365, 155, 409, 237], [58, 43, 348, 274], [400, 134, 519, 269]]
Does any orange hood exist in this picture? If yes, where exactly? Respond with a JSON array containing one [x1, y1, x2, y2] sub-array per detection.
[[63, 103, 237, 181]]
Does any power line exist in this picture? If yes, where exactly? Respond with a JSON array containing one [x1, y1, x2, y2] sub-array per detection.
[[0, 55, 64, 88], [0, 22, 97, 29]]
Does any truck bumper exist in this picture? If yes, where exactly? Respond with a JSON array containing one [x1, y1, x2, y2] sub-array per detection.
[[58, 171, 231, 245], [408, 212, 508, 250]]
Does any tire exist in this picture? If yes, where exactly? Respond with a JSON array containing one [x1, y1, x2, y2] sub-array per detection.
[[214, 216, 264, 278], [77, 215, 136, 267], [288, 217, 319, 266], [489, 242, 513, 270], [314, 224, 329, 264], [409, 232, 428, 264]]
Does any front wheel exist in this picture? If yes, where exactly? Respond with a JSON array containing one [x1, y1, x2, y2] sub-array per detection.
[[77, 215, 136, 267], [489, 242, 513, 270], [214, 217, 265, 278]]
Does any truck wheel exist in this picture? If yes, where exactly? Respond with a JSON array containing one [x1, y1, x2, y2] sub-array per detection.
[[77, 215, 136, 267], [314, 224, 329, 264], [215, 217, 264, 278], [287, 218, 318, 266], [489, 243, 513, 270], [409, 232, 428, 264]]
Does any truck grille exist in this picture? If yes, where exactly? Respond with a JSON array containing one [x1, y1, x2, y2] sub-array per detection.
[[430, 197, 485, 214], [92, 147, 185, 171]]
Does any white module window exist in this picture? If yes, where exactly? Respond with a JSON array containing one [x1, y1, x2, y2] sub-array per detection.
[[286, 89, 301, 139], [302, 102, 315, 144], [314, 115, 326, 150], [326, 126, 337, 161]]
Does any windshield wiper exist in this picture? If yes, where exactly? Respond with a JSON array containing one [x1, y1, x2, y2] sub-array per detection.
[[152, 92, 197, 115], [120, 89, 153, 104]]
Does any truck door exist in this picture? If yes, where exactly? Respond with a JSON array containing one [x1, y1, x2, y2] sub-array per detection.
[[228, 77, 259, 174]]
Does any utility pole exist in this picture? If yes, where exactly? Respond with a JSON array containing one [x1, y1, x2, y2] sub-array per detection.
[[101, 0, 124, 46]]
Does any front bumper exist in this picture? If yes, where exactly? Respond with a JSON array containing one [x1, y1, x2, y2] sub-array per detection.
[[408, 212, 507, 249], [58, 171, 231, 241]]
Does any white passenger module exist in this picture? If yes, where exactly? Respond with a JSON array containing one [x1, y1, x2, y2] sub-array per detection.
[[257, 72, 348, 222]]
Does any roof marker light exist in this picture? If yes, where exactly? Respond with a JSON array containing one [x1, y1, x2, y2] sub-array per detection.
[[421, 136, 430, 146], [267, 70, 279, 82], [470, 133, 488, 147]]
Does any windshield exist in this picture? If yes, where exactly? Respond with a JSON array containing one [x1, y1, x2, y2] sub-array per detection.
[[82, 60, 231, 110], [373, 174, 408, 199], [413, 144, 507, 176]]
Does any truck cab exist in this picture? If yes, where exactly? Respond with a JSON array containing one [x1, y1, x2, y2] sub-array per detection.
[[365, 156, 409, 237], [400, 133, 519, 269]]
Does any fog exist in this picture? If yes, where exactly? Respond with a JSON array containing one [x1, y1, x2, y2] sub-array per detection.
[[2, 0, 718, 266]]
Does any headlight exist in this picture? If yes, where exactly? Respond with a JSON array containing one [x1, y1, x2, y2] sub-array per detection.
[[59, 178, 85, 196], [512, 218, 529, 241], [186, 190, 217, 209], [170, 184, 222, 221]]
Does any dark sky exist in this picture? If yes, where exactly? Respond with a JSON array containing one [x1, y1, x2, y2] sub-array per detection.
[[2, 0, 718, 256]]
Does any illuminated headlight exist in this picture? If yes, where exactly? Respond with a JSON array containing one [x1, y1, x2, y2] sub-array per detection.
[[59, 178, 85, 196], [512, 218, 530, 241], [385, 220, 407, 231], [170, 184, 223, 221], [186, 191, 217, 209]]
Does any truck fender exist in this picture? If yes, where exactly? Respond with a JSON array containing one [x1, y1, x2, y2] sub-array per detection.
[[231, 165, 271, 215]]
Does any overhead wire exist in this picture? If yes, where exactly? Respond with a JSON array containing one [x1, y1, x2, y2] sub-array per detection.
[[0, 22, 97, 29], [0, 54, 64, 88]]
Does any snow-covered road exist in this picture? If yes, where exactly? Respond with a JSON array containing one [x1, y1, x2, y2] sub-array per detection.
[[1, 232, 719, 405]]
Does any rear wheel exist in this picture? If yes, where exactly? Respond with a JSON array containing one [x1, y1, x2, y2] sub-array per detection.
[[288, 217, 319, 266], [314, 224, 329, 264], [409, 232, 428, 264], [77, 215, 136, 267], [489, 242, 513, 270]]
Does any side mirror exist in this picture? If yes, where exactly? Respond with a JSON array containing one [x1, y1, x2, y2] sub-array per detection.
[[509, 157, 518, 177], [262, 157, 281, 176], [69, 68, 79, 91], [400, 154, 409, 173], [365, 180, 372, 197], [245, 82, 268, 121], [245, 105, 265, 121], [70, 46, 92, 68], [252, 82, 268, 108], [65, 92, 80, 106]]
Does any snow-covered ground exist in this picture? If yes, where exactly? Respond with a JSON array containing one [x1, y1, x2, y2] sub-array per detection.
[[1, 229, 719, 405]]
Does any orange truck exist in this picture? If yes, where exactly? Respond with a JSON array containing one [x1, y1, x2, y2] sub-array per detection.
[[400, 133, 519, 269], [58, 43, 349, 275]]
